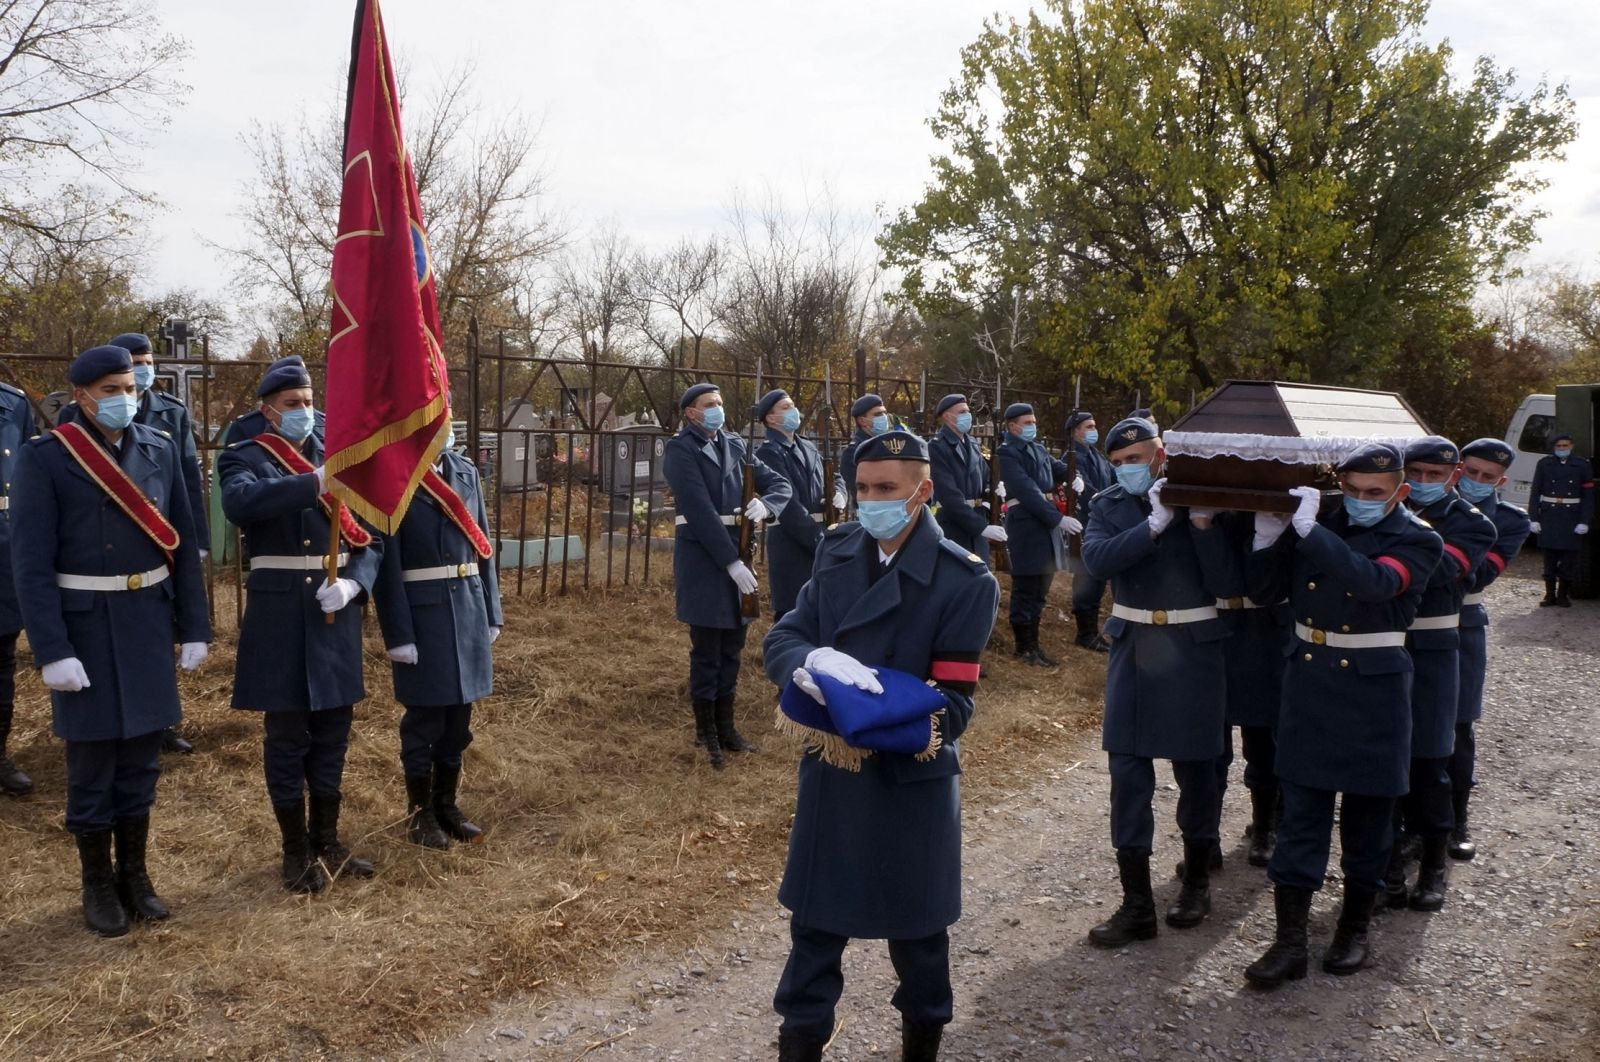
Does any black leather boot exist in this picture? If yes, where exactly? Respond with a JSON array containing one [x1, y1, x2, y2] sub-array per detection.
[[902, 1018, 944, 1061], [308, 790, 376, 879], [274, 799, 327, 894], [1030, 623, 1061, 666], [1011, 622, 1033, 659], [160, 727, 194, 754], [777, 1030, 825, 1062], [406, 774, 450, 849], [1166, 838, 1213, 928], [1409, 835, 1449, 911], [1379, 841, 1409, 910], [1174, 838, 1223, 879], [1448, 788, 1476, 861], [715, 694, 759, 753], [0, 706, 32, 796], [432, 763, 484, 843], [1245, 884, 1312, 987], [1089, 849, 1158, 947], [77, 830, 129, 937], [113, 815, 169, 921], [1073, 609, 1109, 652], [692, 699, 725, 769], [1556, 579, 1572, 607], [1539, 579, 1557, 606], [1322, 883, 1377, 975], [1247, 786, 1277, 867]]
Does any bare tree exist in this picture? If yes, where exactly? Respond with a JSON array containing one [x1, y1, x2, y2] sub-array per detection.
[[630, 235, 726, 368], [554, 220, 638, 361]]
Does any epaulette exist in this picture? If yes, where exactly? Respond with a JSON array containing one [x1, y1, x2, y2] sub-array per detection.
[[1500, 501, 1528, 515], [823, 520, 857, 536], [938, 537, 988, 570], [227, 438, 254, 449], [0, 382, 24, 398], [1407, 511, 1432, 529]]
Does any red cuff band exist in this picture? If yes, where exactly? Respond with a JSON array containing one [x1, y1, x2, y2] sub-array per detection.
[[1442, 543, 1470, 580], [930, 659, 981, 684], [1375, 555, 1411, 594], [1486, 552, 1507, 574]]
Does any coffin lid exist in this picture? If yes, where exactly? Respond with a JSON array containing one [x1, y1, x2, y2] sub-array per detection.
[[1164, 380, 1429, 465]]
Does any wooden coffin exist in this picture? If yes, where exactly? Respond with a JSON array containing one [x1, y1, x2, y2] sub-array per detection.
[[1159, 381, 1428, 514]]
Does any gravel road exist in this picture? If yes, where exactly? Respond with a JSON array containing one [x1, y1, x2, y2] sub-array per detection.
[[434, 568, 1598, 1061]]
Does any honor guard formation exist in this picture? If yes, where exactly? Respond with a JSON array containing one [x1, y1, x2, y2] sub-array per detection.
[[1, 355, 1587, 1061]]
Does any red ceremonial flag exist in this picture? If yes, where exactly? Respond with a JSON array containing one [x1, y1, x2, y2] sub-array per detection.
[[323, 0, 449, 532]]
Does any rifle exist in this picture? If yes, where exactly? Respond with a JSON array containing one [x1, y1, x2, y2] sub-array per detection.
[[737, 365, 762, 618], [986, 437, 1010, 574], [822, 363, 840, 525], [1055, 443, 1081, 561]]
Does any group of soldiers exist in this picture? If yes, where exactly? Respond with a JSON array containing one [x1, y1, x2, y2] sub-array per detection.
[[0, 338, 503, 939]]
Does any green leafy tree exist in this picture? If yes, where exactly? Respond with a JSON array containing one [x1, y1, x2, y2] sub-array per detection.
[[879, 0, 1576, 405]]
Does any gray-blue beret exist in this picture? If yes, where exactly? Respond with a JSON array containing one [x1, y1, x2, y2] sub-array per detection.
[[850, 393, 885, 419], [854, 429, 929, 464], [69, 344, 134, 386], [258, 355, 313, 398], [680, 382, 720, 409]]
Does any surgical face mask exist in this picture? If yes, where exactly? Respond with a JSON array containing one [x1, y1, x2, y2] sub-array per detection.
[[1345, 489, 1399, 528], [953, 411, 973, 434], [1115, 461, 1153, 496], [1553, 447, 1572, 459], [1019, 424, 1038, 442], [870, 413, 891, 435], [1084, 430, 1099, 446], [1457, 478, 1496, 504], [93, 393, 138, 432], [277, 406, 315, 442], [132, 364, 155, 393], [856, 487, 921, 541], [780, 407, 803, 433], [698, 405, 724, 432], [1407, 480, 1448, 506]]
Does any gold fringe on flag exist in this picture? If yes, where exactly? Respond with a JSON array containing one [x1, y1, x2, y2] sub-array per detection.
[[772, 707, 945, 771]]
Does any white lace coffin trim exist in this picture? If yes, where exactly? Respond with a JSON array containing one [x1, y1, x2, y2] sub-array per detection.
[[1163, 431, 1422, 466]]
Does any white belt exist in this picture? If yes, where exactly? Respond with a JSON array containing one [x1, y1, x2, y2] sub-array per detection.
[[0, 496, 8, 511], [1215, 596, 1263, 610], [1294, 622, 1406, 649], [1409, 613, 1460, 631], [675, 514, 738, 526], [808, 512, 828, 523], [251, 554, 348, 571], [1539, 496, 1579, 505], [1111, 603, 1218, 626], [402, 562, 479, 582], [967, 498, 985, 508], [1462, 592, 1485, 606], [56, 566, 168, 592]]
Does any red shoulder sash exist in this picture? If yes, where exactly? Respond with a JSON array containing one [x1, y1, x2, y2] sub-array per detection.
[[50, 423, 179, 561], [251, 432, 375, 549], [420, 468, 493, 559]]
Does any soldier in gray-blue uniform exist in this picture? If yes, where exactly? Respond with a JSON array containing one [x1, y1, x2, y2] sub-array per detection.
[[763, 430, 998, 1062], [0, 380, 37, 797], [1065, 410, 1113, 651], [1243, 445, 1442, 987], [12, 345, 210, 936], [997, 402, 1076, 667], [928, 392, 1006, 567], [1082, 416, 1236, 946], [220, 356, 327, 446], [218, 357, 383, 894], [662, 382, 791, 768], [1380, 437, 1495, 913], [61, 332, 212, 755], [1450, 439, 1531, 862], [1529, 430, 1593, 607], [374, 426, 503, 849], [838, 392, 890, 511], [754, 388, 844, 621]]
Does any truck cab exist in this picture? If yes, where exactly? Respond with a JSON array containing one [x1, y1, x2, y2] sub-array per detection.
[[1501, 393, 1555, 512]]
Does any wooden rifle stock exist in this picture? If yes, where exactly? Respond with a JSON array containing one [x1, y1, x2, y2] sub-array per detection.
[[822, 450, 840, 526], [986, 445, 1010, 574], [1057, 447, 1081, 560], [738, 460, 760, 618]]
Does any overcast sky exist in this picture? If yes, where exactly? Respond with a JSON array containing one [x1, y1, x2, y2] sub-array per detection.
[[143, 0, 1600, 301]]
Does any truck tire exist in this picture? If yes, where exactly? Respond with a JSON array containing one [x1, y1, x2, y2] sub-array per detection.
[[1573, 537, 1598, 599]]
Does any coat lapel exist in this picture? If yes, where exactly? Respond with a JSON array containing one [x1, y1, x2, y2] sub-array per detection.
[[832, 511, 939, 638]]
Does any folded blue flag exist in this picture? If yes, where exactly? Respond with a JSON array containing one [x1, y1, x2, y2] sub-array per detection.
[[777, 665, 948, 769]]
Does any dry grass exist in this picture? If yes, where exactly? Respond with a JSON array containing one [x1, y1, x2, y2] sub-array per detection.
[[0, 578, 1103, 1059]]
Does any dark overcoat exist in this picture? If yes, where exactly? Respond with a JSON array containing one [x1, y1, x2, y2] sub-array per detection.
[[1214, 511, 1290, 729], [60, 388, 208, 543], [1458, 495, 1530, 724], [997, 433, 1069, 575], [928, 425, 990, 562], [0, 383, 38, 635], [374, 450, 503, 706], [11, 422, 210, 741], [838, 428, 872, 508], [755, 429, 842, 617], [1529, 454, 1595, 551], [1067, 438, 1114, 527], [763, 512, 998, 940]]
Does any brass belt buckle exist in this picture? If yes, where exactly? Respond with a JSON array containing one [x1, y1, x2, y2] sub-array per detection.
[[1152, 609, 1169, 625], [456, 562, 468, 578], [1227, 597, 1243, 609], [1311, 628, 1326, 645], [126, 572, 143, 590]]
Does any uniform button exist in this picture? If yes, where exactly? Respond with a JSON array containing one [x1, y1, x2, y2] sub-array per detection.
[[1340, 659, 1350, 668], [2, 449, 8, 456], [1307, 581, 1317, 590], [1303, 653, 1313, 662], [1341, 625, 1351, 633], [304, 576, 313, 585], [105, 544, 113, 552], [1306, 617, 1314, 624], [302, 539, 311, 547]]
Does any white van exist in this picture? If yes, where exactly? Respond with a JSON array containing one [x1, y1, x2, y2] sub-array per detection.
[[1500, 394, 1556, 511]]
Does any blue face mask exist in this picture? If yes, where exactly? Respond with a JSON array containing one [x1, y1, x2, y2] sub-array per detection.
[[1115, 461, 1153, 496], [1407, 480, 1448, 506], [1553, 447, 1572, 459], [780, 407, 803, 433], [1457, 478, 1496, 504], [94, 393, 138, 432], [1084, 430, 1099, 446], [1344, 490, 1398, 528], [954, 411, 973, 435], [698, 405, 724, 432], [132, 364, 155, 393], [870, 413, 891, 435], [857, 491, 919, 541], [1019, 424, 1038, 442], [277, 406, 315, 442]]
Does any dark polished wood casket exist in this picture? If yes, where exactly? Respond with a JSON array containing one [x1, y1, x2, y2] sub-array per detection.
[[1159, 381, 1429, 514]]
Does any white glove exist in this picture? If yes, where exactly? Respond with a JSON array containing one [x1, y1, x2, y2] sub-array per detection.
[[1578, 524, 1590, 535], [1529, 521, 1541, 534], [832, 490, 847, 512], [387, 643, 419, 665], [1289, 485, 1322, 538], [199, 550, 209, 562], [744, 497, 770, 523], [1072, 474, 1085, 495], [804, 646, 882, 693], [1058, 515, 1083, 535], [178, 642, 208, 671], [995, 480, 1007, 500], [313, 466, 327, 491], [725, 560, 758, 595], [791, 667, 826, 705], [42, 657, 91, 692], [315, 577, 361, 613], [981, 524, 1009, 544], [1253, 511, 1291, 550], [1146, 477, 1172, 535], [489, 626, 502, 644]]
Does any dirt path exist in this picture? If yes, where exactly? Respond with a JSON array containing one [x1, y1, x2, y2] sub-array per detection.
[[434, 569, 1598, 1061]]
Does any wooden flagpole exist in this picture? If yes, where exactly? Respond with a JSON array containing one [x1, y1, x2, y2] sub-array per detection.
[[325, 498, 343, 625]]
